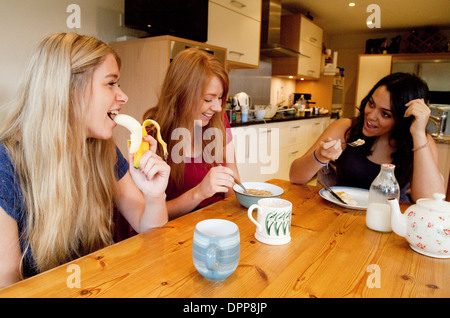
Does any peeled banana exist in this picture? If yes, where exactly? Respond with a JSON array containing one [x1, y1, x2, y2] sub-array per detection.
[[113, 114, 167, 168], [113, 114, 143, 154]]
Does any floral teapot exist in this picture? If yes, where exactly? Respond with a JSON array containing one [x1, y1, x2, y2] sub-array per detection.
[[388, 193, 450, 258]]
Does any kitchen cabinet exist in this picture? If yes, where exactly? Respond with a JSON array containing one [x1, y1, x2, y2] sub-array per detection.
[[231, 117, 330, 182], [110, 36, 227, 156], [272, 14, 323, 79], [207, 0, 262, 68]]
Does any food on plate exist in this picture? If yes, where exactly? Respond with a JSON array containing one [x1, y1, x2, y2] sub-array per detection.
[[247, 189, 272, 196], [113, 114, 168, 168], [336, 191, 357, 206]]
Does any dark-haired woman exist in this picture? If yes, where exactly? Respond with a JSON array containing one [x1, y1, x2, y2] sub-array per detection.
[[289, 72, 445, 202]]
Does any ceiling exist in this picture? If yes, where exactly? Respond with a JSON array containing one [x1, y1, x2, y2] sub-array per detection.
[[281, 0, 450, 35]]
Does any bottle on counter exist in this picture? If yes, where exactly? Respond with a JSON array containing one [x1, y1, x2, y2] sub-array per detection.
[[366, 164, 400, 232], [296, 94, 306, 117]]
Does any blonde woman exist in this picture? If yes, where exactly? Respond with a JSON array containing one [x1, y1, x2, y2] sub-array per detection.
[[0, 33, 170, 288], [143, 48, 239, 219]]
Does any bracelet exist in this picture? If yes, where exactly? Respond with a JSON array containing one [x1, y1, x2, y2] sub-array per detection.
[[412, 141, 429, 152], [313, 150, 328, 167]]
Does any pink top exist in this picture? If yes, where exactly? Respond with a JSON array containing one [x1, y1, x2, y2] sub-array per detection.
[[166, 113, 232, 211]]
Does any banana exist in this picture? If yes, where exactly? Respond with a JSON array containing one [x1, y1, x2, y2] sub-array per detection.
[[113, 114, 143, 154], [114, 114, 167, 168], [143, 119, 168, 162]]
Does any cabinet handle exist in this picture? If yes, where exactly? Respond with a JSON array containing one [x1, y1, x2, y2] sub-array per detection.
[[307, 70, 316, 74], [310, 37, 317, 43], [230, 0, 246, 8], [261, 129, 272, 134], [291, 125, 300, 128], [289, 150, 299, 155], [229, 50, 245, 56]]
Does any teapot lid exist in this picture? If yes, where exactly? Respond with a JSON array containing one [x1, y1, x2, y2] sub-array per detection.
[[417, 193, 450, 212]]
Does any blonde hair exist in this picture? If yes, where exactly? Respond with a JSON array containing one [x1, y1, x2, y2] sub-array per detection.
[[0, 33, 121, 274], [143, 48, 229, 193]]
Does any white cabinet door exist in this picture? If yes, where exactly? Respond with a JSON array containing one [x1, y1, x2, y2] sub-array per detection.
[[298, 41, 321, 79], [299, 16, 323, 48], [211, 0, 261, 20], [208, 1, 261, 67], [231, 117, 330, 182], [278, 144, 303, 181]]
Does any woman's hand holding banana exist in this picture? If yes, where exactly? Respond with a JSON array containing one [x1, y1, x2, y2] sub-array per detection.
[[113, 114, 167, 168]]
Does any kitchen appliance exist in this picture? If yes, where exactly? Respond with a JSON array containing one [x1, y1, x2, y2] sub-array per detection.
[[260, 0, 307, 58], [234, 92, 251, 123], [124, 0, 208, 42], [234, 92, 251, 111]]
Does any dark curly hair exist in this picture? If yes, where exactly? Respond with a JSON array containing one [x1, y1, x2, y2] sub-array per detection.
[[345, 72, 429, 187]]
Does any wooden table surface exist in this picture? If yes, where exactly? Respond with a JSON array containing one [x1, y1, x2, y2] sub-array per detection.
[[0, 179, 448, 298]]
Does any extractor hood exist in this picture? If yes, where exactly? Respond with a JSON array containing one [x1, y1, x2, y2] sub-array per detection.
[[260, 0, 308, 58]]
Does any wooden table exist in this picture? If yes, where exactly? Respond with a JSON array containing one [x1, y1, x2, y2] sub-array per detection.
[[0, 179, 448, 298]]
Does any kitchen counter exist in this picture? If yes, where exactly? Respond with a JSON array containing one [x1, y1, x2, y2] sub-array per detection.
[[433, 135, 450, 145], [229, 113, 330, 127]]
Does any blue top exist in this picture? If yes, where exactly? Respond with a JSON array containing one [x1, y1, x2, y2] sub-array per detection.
[[0, 142, 129, 277]]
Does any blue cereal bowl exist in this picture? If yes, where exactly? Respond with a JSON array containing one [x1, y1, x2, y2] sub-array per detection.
[[233, 182, 284, 208]]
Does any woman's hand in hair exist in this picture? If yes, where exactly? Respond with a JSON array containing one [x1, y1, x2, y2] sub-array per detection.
[[128, 135, 170, 198], [405, 98, 431, 138]]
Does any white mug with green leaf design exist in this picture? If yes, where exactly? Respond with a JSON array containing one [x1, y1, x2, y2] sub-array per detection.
[[248, 198, 292, 245]]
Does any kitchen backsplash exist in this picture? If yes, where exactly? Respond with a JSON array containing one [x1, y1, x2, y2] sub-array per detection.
[[229, 59, 295, 106]]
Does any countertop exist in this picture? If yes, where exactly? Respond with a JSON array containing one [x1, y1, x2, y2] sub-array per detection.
[[229, 113, 330, 128], [433, 135, 450, 145], [229, 114, 450, 145]]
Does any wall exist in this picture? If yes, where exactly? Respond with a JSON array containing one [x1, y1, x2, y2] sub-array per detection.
[[295, 75, 334, 111], [0, 0, 141, 105]]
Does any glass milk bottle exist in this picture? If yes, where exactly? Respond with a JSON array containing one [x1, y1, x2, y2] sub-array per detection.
[[366, 164, 400, 232]]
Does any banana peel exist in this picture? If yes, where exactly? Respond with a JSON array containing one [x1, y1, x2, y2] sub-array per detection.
[[142, 119, 168, 162], [114, 114, 168, 168]]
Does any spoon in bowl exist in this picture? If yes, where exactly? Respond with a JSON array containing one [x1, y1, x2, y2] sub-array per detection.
[[233, 177, 249, 194]]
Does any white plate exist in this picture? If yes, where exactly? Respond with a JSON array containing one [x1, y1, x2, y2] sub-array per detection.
[[319, 186, 369, 210]]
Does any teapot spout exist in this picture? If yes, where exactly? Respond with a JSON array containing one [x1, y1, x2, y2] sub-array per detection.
[[388, 198, 407, 238]]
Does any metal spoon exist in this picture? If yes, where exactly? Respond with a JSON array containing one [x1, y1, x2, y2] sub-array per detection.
[[233, 177, 249, 194]]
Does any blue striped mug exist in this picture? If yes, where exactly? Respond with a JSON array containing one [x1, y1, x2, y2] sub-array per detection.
[[192, 219, 240, 281]]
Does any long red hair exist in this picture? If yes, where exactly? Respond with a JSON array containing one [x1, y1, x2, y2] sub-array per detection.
[[143, 48, 229, 193]]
